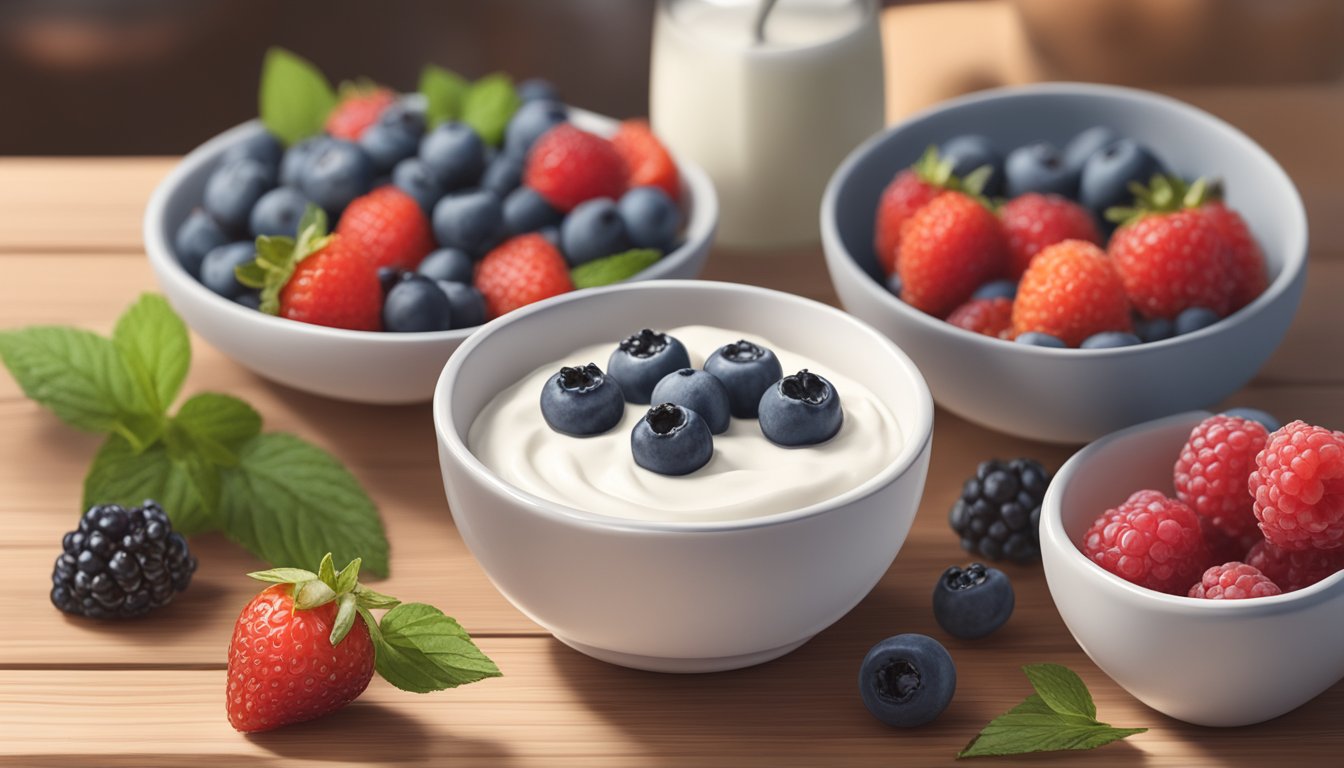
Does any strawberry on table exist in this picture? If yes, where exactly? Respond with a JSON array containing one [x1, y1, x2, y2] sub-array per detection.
[[611, 119, 680, 202], [999, 193, 1101, 279], [325, 84, 396, 141], [475, 233, 574, 319], [336, 186, 435, 271], [1011, 240, 1131, 347], [896, 191, 1008, 318], [524, 124, 627, 212]]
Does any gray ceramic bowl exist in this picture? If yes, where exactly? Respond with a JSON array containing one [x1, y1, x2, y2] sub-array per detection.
[[821, 83, 1307, 443]]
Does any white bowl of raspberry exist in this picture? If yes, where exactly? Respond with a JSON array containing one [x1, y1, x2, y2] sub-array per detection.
[[821, 83, 1308, 443], [1040, 411, 1344, 727]]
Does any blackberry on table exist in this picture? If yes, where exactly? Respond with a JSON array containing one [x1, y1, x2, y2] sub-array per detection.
[[51, 500, 197, 619], [949, 458, 1050, 563]]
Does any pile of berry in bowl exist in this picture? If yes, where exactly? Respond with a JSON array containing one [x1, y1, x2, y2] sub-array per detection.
[[821, 83, 1307, 442], [1040, 410, 1344, 726], [143, 49, 716, 404]]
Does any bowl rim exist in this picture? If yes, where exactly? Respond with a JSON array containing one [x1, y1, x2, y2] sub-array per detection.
[[1041, 410, 1344, 615], [142, 106, 719, 345], [433, 279, 935, 534], [820, 81, 1310, 358]]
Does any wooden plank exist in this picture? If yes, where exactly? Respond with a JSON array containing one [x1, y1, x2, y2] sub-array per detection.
[[0, 158, 175, 253]]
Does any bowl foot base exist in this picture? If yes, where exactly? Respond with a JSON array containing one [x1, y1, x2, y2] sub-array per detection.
[[552, 634, 813, 673]]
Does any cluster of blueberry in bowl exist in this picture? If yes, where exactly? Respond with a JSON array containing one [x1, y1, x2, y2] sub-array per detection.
[[539, 329, 844, 476]]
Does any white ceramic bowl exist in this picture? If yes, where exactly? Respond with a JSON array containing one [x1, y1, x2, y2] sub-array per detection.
[[822, 83, 1308, 443], [143, 108, 718, 404], [1041, 411, 1344, 726], [433, 280, 933, 672]]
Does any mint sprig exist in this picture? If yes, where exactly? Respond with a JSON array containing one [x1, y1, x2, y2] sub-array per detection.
[[250, 554, 501, 691], [959, 664, 1146, 759], [259, 47, 337, 146], [570, 248, 662, 289], [0, 294, 390, 576]]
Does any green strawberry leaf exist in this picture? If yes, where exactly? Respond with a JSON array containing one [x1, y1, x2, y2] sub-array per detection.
[[335, 557, 362, 594], [365, 603, 501, 693], [113, 294, 189, 414], [170, 393, 262, 466], [248, 567, 320, 585], [462, 73, 521, 147], [317, 552, 338, 589], [258, 47, 337, 146], [83, 434, 217, 536], [217, 433, 388, 577], [570, 249, 662, 289], [238, 205, 332, 315], [354, 583, 401, 610], [419, 64, 468, 129], [330, 592, 359, 646]]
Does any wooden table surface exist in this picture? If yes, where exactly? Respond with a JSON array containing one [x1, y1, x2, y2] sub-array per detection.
[[3, 4, 1343, 766]]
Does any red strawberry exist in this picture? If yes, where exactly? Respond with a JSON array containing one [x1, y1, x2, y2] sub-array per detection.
[[475, 233, 573, 319], [1011, 240, 1131, 346], [336, 186, 435, 271], [872, 148, 972, 276], [524, 124, 627, 212], [280, 236, 383, 331], [611, 119, 680, 202], [946, 297, 1014, 338], [999, 193, 1101, 278], [1202, 201, 1267, 311], [896, 191, 1008, 318], [325, 86, 396, 141]]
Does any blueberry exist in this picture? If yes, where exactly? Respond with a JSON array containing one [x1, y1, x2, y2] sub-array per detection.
[[299, 139, 374, 216], [418, 247, 475, 284], [173, 209, 227, 278], [1015, 332, 1067, 348], [419, 122, 486, 191], [280, 136, 333, 188], [932, 563, 1014, 639], [703, 340, 783, 418], [433, 189, 504, 256], [1004, 142, 1078, 198], [234, 292, 261, 311], [382, 274, 453, 332], [1080, 331, 1142, 349], [517, 78, 560, 103], [540, 363, 625, 437], [1134, 316, 1175, 343], [972, 279, 1017, 301], [1175, 306, 1220, 335], [939, 134, 1003, 196], [436, 280, 487, 329], [618, 186, 681, 251], [607, 329, 691, 404], [503, 186, 563, 234], [858, 634, 956, 728], [561, 198, 631, 266], [220, 131, 283, 173], [481, 152, 525, 196], [885, 272, 903, 297], [378, 266, 403, 294], [537, 225, 561, 247], [204, 158, 275, 234], [392, 157, 446, 214], [758, 369, 844, 446], [1222, 407, 1282, 433], [503, 99, 568, 159], [199, 241, 255, 299], [650, 369, 731, 434], [248, 187, 311, 237], [1079, 139, 1163, 218], [631, 403, 713, 475], [360, 102, 425, 174], [1063, 126, 1122, 175]]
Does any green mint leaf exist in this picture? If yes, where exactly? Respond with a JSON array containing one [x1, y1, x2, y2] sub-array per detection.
[[335, 558, 362, 594], [461, 73, 520, 147], [1024, 663, 1098, 720], [83, 434, 217, 536], [217, 433, 389, 577], [0, 326, 159, 447], [317, 552, 338, 589], [247, 567, 319, 585], [112, 294, 189, 414], [170, 393, 262, 466], [419, 64, 468, 128], [259, 47, 336, 146], [570, 249, 662, 289], [294, 578, 337, 610], [369, 603, 501, 693], [330, 593, 358, 646], [354, 584, 401, 610]]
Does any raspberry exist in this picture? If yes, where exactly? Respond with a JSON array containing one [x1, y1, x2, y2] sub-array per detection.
[[999, 193, 1101, 279], [873, 170, 941, 276], [524, 124, 628, 212], [1010, 240, 1131, 346], [1249, 420, 1344, 551], [1082, 490, 1210, 594], [946, 297, 1013, 338], [1200, 517, 1262, 565], [1202, 202, 1267, 311], [475, 233, 574, 319], [1173, 414, 1269, 540], [1188, 562, 1282, 599], [1244, 540, 1344, 592], [897, 192, 1009, 318]]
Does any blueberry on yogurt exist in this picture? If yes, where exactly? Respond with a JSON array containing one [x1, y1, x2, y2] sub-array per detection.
[[607, 329, 690, 404], [650, 368, 731, 434], [758, 369, 843, 447], [540, 363, 625, 437], [703, 339, 782, 418], [630, 403, 713, 476]]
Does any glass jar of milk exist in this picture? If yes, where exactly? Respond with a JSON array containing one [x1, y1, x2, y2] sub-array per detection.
[[651, 0, 884, 249]]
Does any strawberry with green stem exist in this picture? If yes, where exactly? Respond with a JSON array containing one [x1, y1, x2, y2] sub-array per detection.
[[873, 147, 993, 276]]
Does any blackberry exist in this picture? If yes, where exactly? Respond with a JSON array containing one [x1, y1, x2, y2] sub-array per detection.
[[949, 458, 1050, 563], [51, 500, 197, 619]]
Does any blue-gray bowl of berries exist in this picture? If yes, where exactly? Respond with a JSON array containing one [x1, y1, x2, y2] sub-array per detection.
[[143, 51, 717, 404], [821, 83, 1307, 443]]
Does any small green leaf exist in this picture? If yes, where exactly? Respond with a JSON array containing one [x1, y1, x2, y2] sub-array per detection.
[[112, 294, 189, 414], [335, 558, 362, 594], [244, 205, 331, 315], [83, 434, 216, 535], [419, 64, 468, 128], [1023, 663, 1097, 719], [171, 393, 262, 466], [247, 568, 320, 585], [330, 593, 358, 646], [369, 603, 501, 693], [570, 249, 662, 289], [461, 73, 520, 147], [258, 47, 336, 146], [354, 584, 401, 610], [294, 578, 337, 610], [317, 552, 338, 589]]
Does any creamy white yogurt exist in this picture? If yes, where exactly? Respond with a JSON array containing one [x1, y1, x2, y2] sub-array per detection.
[[468, 325, 901, 523]]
